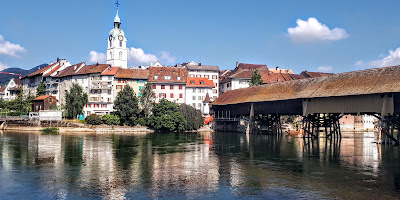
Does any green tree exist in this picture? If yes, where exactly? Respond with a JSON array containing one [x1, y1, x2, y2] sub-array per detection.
[[102, 114, 120, 125], [36, 80, 46, 97], [148, 99, 186, 132], [114, 85, 140, 126], [140, 82, 155, 118], [65, 84, 88, 119], [249, 69, 263, 87], [179, 104, 204, 131]]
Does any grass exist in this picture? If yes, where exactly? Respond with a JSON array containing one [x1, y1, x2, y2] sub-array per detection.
[[41, 127, 60, 135]]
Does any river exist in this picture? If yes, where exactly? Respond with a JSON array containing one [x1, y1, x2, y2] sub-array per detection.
[[0, 131, 399, 199]]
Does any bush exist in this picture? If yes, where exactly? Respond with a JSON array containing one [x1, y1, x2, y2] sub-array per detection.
[[138, 118, 147, 126], [41, 127, 59, 135], [102, 114, 120, 125], [85, 114, 102, 125]]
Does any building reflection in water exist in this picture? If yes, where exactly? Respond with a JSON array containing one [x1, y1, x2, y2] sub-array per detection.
[[0, 131, 399, 199]]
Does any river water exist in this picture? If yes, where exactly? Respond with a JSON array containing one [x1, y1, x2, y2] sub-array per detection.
[[0, 131, 400, 199]]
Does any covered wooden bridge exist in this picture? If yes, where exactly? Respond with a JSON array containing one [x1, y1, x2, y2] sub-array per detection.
[[212, 65, 400, 144]]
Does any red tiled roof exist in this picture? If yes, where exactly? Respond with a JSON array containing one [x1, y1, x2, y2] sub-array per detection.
[[33, 95, 57, 101], [301, 71, 333, 78], [115, 68, 134, 79], [203, 93, 212, 103], [186, 77, 215, 88], [25, 62, 59, 78], [75, 64, 110, 75], [132, 69, 150, 79], [148, 66, 187, 83], [0, 86, 6, 93], [13, 78, 22, 86], [220, 63, 269, 83], [53, 62, 85, 78], [43, 65, 61, 77], [101, 67, 120, 75]]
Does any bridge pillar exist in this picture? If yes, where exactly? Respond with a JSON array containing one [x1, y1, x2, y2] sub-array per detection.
[[302, 114, 341, 139], [378, 114, 400, 145]]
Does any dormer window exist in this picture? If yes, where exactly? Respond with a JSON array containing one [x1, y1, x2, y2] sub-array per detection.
[[177, 76, 181, 80], [154, 75, 158, 79], [164, 75, 171, 80], [200, 81, 205, 84], [190, 81, 195, 84]]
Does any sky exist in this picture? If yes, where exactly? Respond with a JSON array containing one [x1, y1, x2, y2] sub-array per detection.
[[1, 0, 400, 73]]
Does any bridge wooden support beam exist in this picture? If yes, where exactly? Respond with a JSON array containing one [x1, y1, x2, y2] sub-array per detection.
[[302, 114, 342, 139], [379, 114, 400, 145]]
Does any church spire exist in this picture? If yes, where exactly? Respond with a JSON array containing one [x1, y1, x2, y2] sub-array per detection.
[[114, 0, 121, 28]]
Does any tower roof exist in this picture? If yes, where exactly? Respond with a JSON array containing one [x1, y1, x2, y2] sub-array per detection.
[[114, 9, 121, 23]]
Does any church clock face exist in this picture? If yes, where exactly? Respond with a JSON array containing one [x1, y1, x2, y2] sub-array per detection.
[[118, 35, 124, 41]]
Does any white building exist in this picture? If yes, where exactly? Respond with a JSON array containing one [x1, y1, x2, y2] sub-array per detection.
[[107, 8, 128, 69], [148, 66, 187, 104], [1, 78, 22, 101], [186, 63, 220, 101], [185, 77, 214, 111]]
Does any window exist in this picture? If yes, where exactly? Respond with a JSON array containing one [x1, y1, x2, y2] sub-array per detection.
[[190, 74, 194, 77], [170, 85, 174, 89], [200, 81, 205, 84], [119, 51, 122, 59], [105, 104, 107, 108], [212, 75, 217, 79], [190, 81, 195, 84], [110, 52, 112, 59], [138, 93, 142, 97], [170, 93, 174, 98], [193, 88, 196, 93], [213, 89, 217, 94], [120, 41, 122, 47], [152, 85, 156, 89], [154, 75, 158, 79], [192, 103, 196, 107], [139, 80, 144, 83], [164, 75, 171, 80], [177, 76, 181, 80], [215, 83, 218, 87], [179, 85, 183, 90], [196, 74, 201, 78], [161, 85, 165, 89], [205, 75, 209, 78], [159, 93, 166, 98], [192, 96, 196, 100], [49, 98, 52, 102], [198, 103, 201, 108], [139, 86, 143, 90], [200, 89, 204, 93], [179, 93, 183, 98]]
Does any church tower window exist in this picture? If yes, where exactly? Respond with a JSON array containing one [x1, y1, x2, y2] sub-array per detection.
[[119, 51, 122, 59], [120, 41, 122, 47], [110, 52, 113, 59]]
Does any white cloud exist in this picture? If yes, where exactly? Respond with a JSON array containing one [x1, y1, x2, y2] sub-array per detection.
[[287, 18, 349, 43], [88, 51, 107, 63], [355, 47, 400, 69], [0, 61, 9, 71], [317, 66, 333, 72], [160, 51, 176, 64], [0, 34, 26, 57], [88, 48, 175, 66], [128, 47, 157, 64]]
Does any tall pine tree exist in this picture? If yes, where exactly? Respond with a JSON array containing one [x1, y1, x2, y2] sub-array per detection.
[[65, 84, 88, 118], [249, 69, 263, 87], [114, 85, 140, 126]]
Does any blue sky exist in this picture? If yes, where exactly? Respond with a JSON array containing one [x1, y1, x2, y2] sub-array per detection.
[[1, 0, 400, 73]]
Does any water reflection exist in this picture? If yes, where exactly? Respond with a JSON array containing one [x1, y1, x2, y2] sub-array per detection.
[[0, 131, 400, 199]]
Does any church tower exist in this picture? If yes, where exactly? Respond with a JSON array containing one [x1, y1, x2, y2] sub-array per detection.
[[107, 2, 128, 68]]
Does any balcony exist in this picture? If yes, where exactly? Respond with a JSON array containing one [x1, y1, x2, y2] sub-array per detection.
[[90, 85, 112, 89]]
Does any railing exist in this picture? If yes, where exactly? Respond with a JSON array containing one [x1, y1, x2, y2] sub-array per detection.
[[90, 85, 112, 89]]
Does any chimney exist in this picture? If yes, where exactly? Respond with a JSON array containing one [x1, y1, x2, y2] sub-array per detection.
[[276, 66, 279, 71], [198, 61, 202, 66], [50, 61, 53, 65], [57, 57, 60, 62], [236, 62, 239, 68], [74, 65, 77, 70]]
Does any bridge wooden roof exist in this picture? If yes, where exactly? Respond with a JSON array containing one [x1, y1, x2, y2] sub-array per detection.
[[213, 65, 400, 106]]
